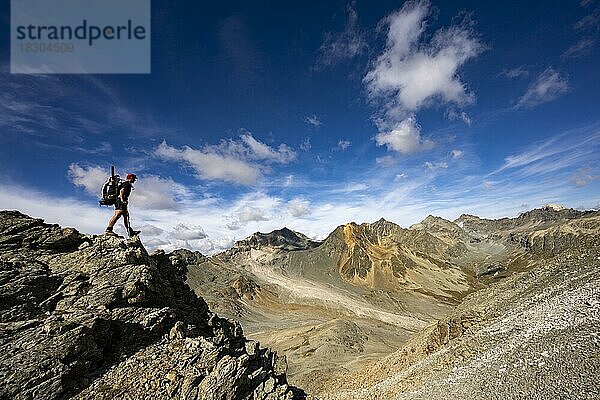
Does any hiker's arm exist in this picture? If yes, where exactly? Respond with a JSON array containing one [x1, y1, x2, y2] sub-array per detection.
[[120, 188, 128, 203]]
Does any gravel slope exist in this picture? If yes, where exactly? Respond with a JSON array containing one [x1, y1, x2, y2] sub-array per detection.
[[319, 248, 600, 400]]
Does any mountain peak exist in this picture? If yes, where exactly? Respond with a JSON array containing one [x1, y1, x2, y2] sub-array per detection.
[[232, 226, 320, 252]]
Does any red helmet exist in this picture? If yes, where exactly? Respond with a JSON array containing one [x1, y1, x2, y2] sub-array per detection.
[[126, 173, 137, 181]]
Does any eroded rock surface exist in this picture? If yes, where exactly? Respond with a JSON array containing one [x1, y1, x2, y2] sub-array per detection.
[[0, 211, 303, 400]]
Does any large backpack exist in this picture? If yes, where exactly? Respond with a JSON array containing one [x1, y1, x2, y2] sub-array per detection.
[[99, 166, 121, 206]]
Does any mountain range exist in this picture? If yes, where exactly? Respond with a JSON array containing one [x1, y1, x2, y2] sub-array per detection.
[[1, 205, 598, 399]]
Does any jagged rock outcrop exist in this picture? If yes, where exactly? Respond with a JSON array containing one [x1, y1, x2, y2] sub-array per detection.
[[0, 211, 303, 400]]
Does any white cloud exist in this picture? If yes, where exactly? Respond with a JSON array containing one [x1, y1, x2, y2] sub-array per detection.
[[172, 223, 208, 240], [155, 133, 296, 186], [145, 238, 169, 247], [139, 224, 164, 236], [562, 37, 595, 59], [376, 155, 397, 166], [300, 137, 312, 151], [134, 175, 190, 210], [68, 164, 107, 196], [155, 141, 260, 185], [516, 68, 570, 109], [342, 183, 369, 193], [287, 198, 311, 217], [375, 116, 434, 154], [425, 161, 448, 171], [337, 140, 351, 150], [482, 180, 497, 190], [451, 149, 464, 159], [236, 206, 269, 224], [575, 10, 599, 30], [394, 173, 407, 181], [491, 126, 600, 178], [364, 0, 483, 122], [240, 133, 296, 163], [315, 1, 367, 68], [446, 109, 472, 125], [304, 115, 322, 128], [498, 66, 529, 79]]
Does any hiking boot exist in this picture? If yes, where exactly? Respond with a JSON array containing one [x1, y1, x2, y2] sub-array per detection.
[[104, 227, 117, 236], [128, 228, 141, 237]]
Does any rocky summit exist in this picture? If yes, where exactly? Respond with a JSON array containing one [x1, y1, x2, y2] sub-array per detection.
[[0, 211, 303, 400]]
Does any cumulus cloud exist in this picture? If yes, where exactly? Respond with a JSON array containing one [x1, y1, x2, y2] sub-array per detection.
[[139, 224, 165, 236], [236, 206, 269, 223], [155, 133, 295, 185], [68, 164, 108, 196], [134, 175, 190, 210], [364, 0, 482, 155], [172, 223, 208, 240], [287, 198, 311, 217], [304, 115, 322, 128], [155, 141, 259, 185], [375, 116, 434, 154], [315, 1, 367, 68], [365, 0, 483, 120], [451, 149, 464, 159], [516, 68, 570, 109]]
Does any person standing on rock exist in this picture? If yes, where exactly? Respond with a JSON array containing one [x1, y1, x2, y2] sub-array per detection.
[[105, 173, 141, 237]]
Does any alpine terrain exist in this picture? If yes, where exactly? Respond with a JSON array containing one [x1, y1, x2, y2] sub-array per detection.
[[1, 205, 598, 399]]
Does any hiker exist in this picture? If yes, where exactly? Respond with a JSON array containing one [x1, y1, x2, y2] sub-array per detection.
[[105, 173, 141, 237]]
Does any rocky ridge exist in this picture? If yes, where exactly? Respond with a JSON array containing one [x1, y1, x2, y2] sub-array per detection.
[[0, 211, 303, 400]]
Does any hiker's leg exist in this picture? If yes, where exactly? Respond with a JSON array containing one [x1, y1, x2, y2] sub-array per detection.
[[122, 211, 130, 230], [107, 210, 122, 229]]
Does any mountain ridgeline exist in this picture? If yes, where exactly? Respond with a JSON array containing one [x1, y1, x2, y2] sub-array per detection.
[[1, 205, 598, 399], [182, 205, 600, 395]]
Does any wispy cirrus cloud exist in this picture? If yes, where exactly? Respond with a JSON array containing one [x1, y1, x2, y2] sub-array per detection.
[[315, 1, 367, 69], [515, 67, 570, 109], [562, 37, 595, 59], [364, 0, 483, 154], [497, 66, 529, 79], [491, 125, 600, 178]]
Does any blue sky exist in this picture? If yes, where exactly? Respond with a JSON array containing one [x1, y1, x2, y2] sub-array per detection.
[[0, 0, 599, 253]]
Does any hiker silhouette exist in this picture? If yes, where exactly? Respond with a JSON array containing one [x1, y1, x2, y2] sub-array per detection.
[[104, 173, 141, 238]]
